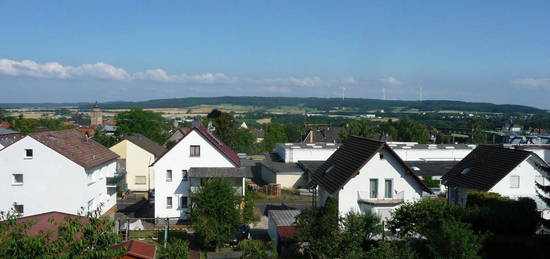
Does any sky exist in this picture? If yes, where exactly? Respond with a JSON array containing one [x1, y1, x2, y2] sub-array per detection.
[[0, 0, 549, 108]]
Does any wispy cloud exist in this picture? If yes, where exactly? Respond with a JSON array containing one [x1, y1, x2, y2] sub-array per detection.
[[380, 76, 402, 86], [0, 59, 129, 80], [512, 78, 550, 89], [340, 76, 358, 85]]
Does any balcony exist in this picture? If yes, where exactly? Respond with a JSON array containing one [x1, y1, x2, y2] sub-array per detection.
[[106, 171, 125, 187], [357, 191, 404, 205]]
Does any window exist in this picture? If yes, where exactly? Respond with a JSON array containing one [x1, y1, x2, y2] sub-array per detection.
[[190, 145, 200, 157], [14, 204, 23, 214], [135, 176, 146, 185], [12, 174, 23, 185], [510, 175, 520, 188], [369, 179, 378, 198], [166, 170, 172, 182], [25, 149, 33, 159], [384, 179, 393, 198], [181, 196, 188, 208], [166, 197, 173, 209], [182, 170, 188, 181]]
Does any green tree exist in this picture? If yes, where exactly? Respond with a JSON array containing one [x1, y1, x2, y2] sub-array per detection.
[[365, 240, 417, 259], [263, 123, 288, 152], [11, 117, 39, 134], [425, 220, 485, 259], [238, 240, 275, 259], [392, 117, 430, 143], [467, 118, 487, 144], [339, 119, 377, 141], [242, 189, 258, 224], [295, 198, 340, 259], [283, 123, 303, 143], [158, 239, 189, 259], [92, 131, 118, 147], [191, 178, 241, 249], [339, 211, 383, 258], [114, 109, 170, 144]]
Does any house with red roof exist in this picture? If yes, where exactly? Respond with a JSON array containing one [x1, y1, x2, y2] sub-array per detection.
[[152, 125, 245, 220], [0, 129, 120, 217]]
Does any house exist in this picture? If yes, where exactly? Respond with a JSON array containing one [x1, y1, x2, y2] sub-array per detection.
[[260, 153, 307, 189], [0, 129, 120, 217], [275, 142, 340, 163], [268, 209, 300, 255], [110, 134, 167, 196], [298, 127, 342, 143], [442, 145, 550, 211], [389, 143, 476, 161], [309, 136, 431, 220], [250, 128, 265, 143], [152, 126, 245, 220]]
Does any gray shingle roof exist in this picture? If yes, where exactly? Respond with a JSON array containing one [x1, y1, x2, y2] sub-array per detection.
[[125, 133, 167, 158], [188, 167, 248, 178], [442, 145, 534, 190], [268, 210, 301, 226], [405, 161, 459, 177], [0, 133, 23, 149], [309, 136, 431, 194]]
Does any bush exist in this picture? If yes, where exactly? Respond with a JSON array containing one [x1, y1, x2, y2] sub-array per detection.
[[366, 240, 418, 259], [425, 220, 485, 259], [238, 240, 275, 259], [158, 239, 189, 259], [465, 192, 539, 235]]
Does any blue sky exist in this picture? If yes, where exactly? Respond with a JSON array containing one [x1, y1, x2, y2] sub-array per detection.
[[0, 0, 549, 108]]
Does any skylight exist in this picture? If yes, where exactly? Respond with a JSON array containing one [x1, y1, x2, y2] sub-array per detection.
[[460, 168, 471, 175], [325, 165, 335, 174]]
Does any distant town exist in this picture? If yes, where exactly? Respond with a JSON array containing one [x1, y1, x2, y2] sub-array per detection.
[[1, 97, 550, 258]]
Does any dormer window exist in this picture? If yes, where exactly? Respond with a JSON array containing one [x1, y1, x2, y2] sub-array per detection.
[[25, 149, 33, 159]]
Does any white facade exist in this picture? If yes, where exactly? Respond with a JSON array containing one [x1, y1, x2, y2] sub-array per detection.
[[319, 149, 424, 221], [276, 143, 340, 163], [448, 156, 550, 210], [391, 144, 476, 161], [153, 129, 243, 219], [0, 136, 117, 217]]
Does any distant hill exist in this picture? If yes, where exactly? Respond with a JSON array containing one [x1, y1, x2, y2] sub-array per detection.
[[0, 96, 545, 115]]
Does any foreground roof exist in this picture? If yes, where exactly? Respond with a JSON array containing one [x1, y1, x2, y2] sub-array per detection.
[[30, 129, 119, 169], [125, 133, 167, 157], [310, 136, 431, 194], [16, 211, 88, 240], [112, 240, 156, 259], [442, 145, 537, 190]]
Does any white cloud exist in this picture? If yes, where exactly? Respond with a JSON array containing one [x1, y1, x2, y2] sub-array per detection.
[[340, 77, 357, 84], [380, 76, 402, 86], [0, 59, 129, 80], [512, 78, 550, 89], [263, 86, 292, 93], [133, 69, 237, 84]]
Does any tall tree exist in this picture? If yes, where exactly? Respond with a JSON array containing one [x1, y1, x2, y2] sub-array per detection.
[[263, 123, 288, 152], [467, 118, 488, 144], [114, 109, 170, 144], [191, 178, 242, 250], [295, 198, 340, 258]]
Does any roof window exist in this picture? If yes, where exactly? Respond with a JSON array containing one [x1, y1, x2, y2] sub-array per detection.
[[460, 168, 471, 175]]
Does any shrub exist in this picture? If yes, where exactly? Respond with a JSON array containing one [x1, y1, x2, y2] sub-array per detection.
[[158, 239, 189, 259], [365, 240, 417, 259], [425, 220, 485, 259]]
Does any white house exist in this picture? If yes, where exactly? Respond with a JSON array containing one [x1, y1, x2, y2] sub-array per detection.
[[0, 129, 120, 217], [442, 145, 550, 211], [152, 126, 245, 220], [110, 133, 167, 196], [390, 143, 476, 161], [275, 142, 340, 163], [308, 136, 431, 221]]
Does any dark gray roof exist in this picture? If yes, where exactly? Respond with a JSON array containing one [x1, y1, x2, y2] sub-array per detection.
[[268, 210, 301, 226], [405, 161, 459, 177], [188, 167, 248, 178], [0, 133, 23, 149], [441, 145, 535, 190], [310, 136, 431, 194], [125, 133, 167, 158], [0, 129, 19, 135], [297, 160, 325, 173], [261, 153, 303, 174]]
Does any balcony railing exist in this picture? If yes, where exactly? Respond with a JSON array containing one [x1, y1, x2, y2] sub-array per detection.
[[357, 191, 404, 205]]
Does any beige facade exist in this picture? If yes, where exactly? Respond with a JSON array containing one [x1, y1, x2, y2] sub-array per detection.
[[110, 140, 156, 193], [91, 105, 103, 126]]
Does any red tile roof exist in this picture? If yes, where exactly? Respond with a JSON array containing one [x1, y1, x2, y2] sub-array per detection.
[[112, 240, 156, 259], [16, 211, 89, 241], [277, 226, 297, 242], [152, 126, 240, 167], [0, 121, 10, 129], [30, 129, 119, 169]]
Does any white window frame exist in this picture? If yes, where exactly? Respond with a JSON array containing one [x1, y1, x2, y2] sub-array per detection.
[[166, 197, 173, 209], [510, 175, 520, 188], [12, 174, 23, 186], [166, 170, 173, 182], [135, 176, 147, 185], [24, 149, 33, 159]]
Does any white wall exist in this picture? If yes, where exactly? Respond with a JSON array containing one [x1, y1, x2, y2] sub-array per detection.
[[276, 146, 338, 163], [154, 130, 236, 219], [335, 149, 423, 219], [0, 136, 116, 217], [392, 148, 473, 161]]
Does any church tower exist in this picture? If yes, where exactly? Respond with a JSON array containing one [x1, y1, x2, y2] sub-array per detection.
[[90, 102, 103, 126]]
